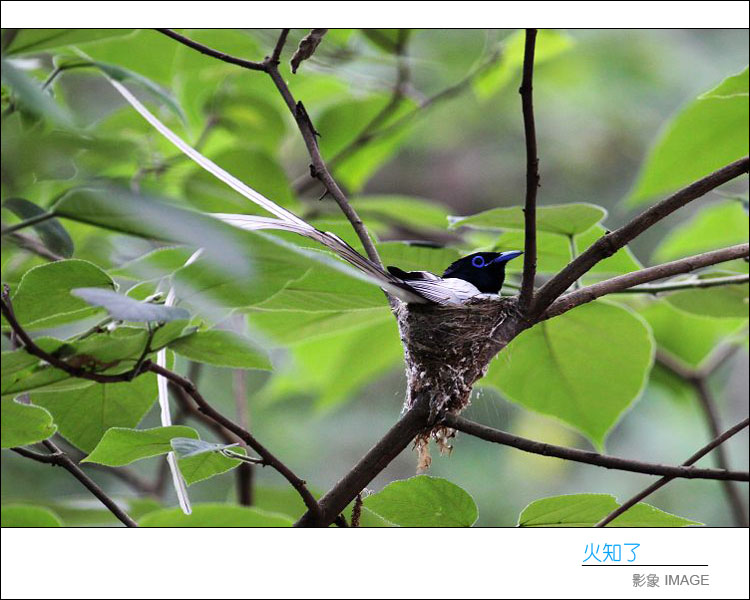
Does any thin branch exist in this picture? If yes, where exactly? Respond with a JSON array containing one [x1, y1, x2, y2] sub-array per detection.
[[1, 211, 56, 235], [269, 28, 290, 64], [656, 350, 748, 527], [6, 232, 64, 261], [543, 243, 750, 320], [519, 28, 539, 312], [156, 28, 265, 71], [442, 413, 749, 482], [612, 273, 749, 294], [12, 440, 138, 527], [595, 418, 749, 527], [146, 362, 322, 522], [530, 156, 750, 317]]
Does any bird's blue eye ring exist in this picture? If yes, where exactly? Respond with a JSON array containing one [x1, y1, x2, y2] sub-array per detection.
[[471, 256, 485, 268]]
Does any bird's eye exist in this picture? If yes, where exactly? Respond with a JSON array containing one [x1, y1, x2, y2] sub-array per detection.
[[471, 256, 485, 268]]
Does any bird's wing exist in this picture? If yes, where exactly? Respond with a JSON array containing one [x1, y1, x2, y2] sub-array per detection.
[[386, 266, 441, 281], [404, 277, 482, 306], [107, 78, 428, 305]]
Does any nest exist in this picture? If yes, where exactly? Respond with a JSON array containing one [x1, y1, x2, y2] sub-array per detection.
[[394, 296, 520, 468]]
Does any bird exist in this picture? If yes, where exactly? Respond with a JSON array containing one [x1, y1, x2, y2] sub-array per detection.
[[109, 78, 524, 307]]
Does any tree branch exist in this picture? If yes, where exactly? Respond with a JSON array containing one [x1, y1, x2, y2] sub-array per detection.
[[611, 273, 749, 294], [12, 440, 138, 527], [295, 395, 432, 527], [530, 156, 750, 316], [442, 413, 749, 482], [519, 28, 539, 312], [656, 350, 748, 527], [155, 28, 265, 71], [543, 243, 749, 320], [595, 418, 749, 527]]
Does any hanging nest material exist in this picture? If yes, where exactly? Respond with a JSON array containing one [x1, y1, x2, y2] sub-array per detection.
[[394, 295, 521, 469]]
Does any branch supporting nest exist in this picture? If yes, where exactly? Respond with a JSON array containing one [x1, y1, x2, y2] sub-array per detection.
[[395, 296, 520, 462]]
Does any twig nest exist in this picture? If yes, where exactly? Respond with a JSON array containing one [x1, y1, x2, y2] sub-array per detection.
[[394, 295, 520, 457]]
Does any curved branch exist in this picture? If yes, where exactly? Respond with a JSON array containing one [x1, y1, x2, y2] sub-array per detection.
[[530, 156, 750, 317], [12, 440, 138, 527], [613, 273, 749, 294], [543, 243, 749, 320], [156, 28, 265, 71], [442, 413, 749, 482], [595, 417, 749, 527], [519, 28, 539, 312]]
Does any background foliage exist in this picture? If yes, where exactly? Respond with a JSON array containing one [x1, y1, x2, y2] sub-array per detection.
[[1, 28, 748, 527]]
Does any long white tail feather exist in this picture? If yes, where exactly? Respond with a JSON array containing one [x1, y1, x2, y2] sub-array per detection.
[[108, 77, 441, 306]]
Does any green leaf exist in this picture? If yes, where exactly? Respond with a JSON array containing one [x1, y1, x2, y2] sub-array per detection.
[[639, 300, 747, 368], [352, 195, 452, 231], [518, 494, 701, 527], [1, 398, 57, 448], [449, 203, 607, 236], [175, 442, 247, 486], [360, 29, 406, 53], [82, 425, 199, 466], [91, 61, 185, 123], [1, 58, 75, 128], [484, 301, 654, 449], [317, 95, 417, 192], [665, 272, 749, 318], [6, 259, 115, 331], [653, 201, 749, 263], [32, 374, 158, 453], [1, 505, 62, 527], [168, 329, 271, 370], [363, 476, 478, 527], [263, 314, 402, 409], [474, 29, 574, 98], [627, 68, 749, 205], [4, 29, 135, 54], [3, 198, 74, 258], [139, 504, 294, 527], [71, 287, 190, 322], [377, 242, 462, 276], [170, 437, 239, 458]]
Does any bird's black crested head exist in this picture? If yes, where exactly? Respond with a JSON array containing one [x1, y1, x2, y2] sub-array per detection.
[[442, 251, 523, 294]]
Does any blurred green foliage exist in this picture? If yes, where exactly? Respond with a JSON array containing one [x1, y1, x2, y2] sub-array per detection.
[[1, 29, 747, 527]]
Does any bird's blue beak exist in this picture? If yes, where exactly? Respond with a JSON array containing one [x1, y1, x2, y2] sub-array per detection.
[[493, 251, 523, 263]]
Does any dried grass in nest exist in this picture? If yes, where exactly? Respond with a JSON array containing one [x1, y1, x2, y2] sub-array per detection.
[[394, 295, 520, 467]]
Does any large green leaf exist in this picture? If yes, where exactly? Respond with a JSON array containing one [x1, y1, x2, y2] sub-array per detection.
[[169, 330, 271, 370], [32, 374, 158, 453], [576, 225, 643, 278], [4, 29, 135, 54], [0, 505, 63, 527], [639, 300, 747, 368], [518, 494, 701, 527], [653, 200, 749, 263], [1, 398, 57, 448], [474, 29, 575, 98], [363, 476, 478, 527], [82, 425, 199, 466], [4, 259, 115, 331], [484, 301, 654, 448], [627, 67, 749, 205], [449, 203, 607, 236], [139, 504, 294, 527], [263, 314, 402, 409]]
